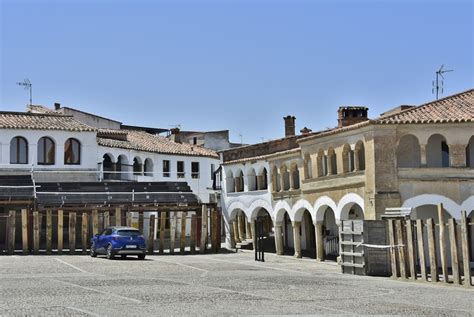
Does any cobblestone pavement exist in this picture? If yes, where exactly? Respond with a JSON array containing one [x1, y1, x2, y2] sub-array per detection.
[[0, 251, 473, 316]]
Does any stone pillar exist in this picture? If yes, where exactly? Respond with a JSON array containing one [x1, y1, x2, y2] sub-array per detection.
[[246, 220, 252, 240], [420, 144, 427, 167], [315, 222, 325, 261], [289, 170, 295, 190], [292, 221, 302, 258], [228, 221, 236, 248], [234, 177, 240, 192], [353, 149, 360, 171], [327, 154, 334, 175], [449, 144, 467, 167], [232, 220, 241, 243], [274, 222, 284, 255], [238, 213, 245, 241], [279, 170, 285, 192]]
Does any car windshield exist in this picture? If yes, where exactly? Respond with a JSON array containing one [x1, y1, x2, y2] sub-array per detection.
[[117, 230, 140, 236]]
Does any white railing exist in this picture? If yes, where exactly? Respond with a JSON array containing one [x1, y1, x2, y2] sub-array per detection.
[[324, 235, 340, 256]]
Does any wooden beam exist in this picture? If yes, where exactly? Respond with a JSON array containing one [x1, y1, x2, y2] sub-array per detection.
[[69, 212, 76, 255], [190, 214, 196, 254], [148, 214, 155, 255], [200, 205, 207, 253], [426, 218, 438, 282], [416, 219, 427, 281], [180, 212, 186, 254], [82, 212, 88, 255], [33, 211, 39, 255], [21, 209, 28, 255], [57, 209, 63, 255], [405, 220, 416, 280], [92, 210, 99, 236], [46, 209, 52, 254], [388, 219, 398, 278], [159, 212, 166, 254], [104, 211, 110, 228], [437, 203, 448, 283], [448, 218, 460, 285], [395, 220, 407, 279], [211, 209, 218, 252], [170, 212, 177, 254], [460, 211, 472, 287], [8, 210, 16, 255], [115, 207, 122, 226], [126, 212, 132, 227]]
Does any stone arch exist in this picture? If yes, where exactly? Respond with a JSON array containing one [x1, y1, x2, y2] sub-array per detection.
[[102, 153, 115, 180], [246, 167, 257, 191], [144, 158, 153, 176], [290, 162, 300, 190], [225, 168, 235, 193], [402, 194, 460, 219], [338, 193, 365, 221], [280, 164, 290, 191], [314, 196, 338, 223], [327, 147, 337, 175], [427, 134, 450, 167], [37, 136, 56, 165], [397, 134, 421, 168], [249, 199, 273, 220], [303, 153, 312, 179], [133, 156, 143, 175], [292, 199, 315, 222], [227, 201, 247, 221], [341, 143, 353, 173], [271, 166, 280, 192], [274, 201, 292, 223], [259, 167, 269, 190]]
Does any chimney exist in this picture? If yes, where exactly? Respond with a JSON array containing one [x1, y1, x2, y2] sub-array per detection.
[[170, 128, 181, 143], [337, 107, 369, 128], [284, 115, 296, 137], [54, 102, 61, 110]]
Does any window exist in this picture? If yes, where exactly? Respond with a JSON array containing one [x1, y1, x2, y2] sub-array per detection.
[[37, 137, 55, 165], [10, 136, 28, 164], [193, 137, 198, 145], [191, 162, 200, 178], [133, 157, 142, 175], [64, 138, 81, 165], [211, 164, 215, 180], [163, 160, 170, 177], [177, 161, 185, 178]]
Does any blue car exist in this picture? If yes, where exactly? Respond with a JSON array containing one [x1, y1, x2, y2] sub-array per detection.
[[90, 226, 147, 260]]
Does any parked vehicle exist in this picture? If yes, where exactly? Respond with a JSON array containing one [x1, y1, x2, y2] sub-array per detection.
[[90, 226, 146, 260]]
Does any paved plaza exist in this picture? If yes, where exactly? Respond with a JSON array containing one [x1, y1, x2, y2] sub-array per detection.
[[0, 251, 473, 316]]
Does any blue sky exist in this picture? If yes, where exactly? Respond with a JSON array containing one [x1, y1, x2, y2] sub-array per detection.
[[1, 0, 472, 144]]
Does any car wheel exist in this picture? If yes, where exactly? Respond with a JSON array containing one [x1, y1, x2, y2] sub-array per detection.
[[90, 242, 97, 257], [138, 254, 146, 260], [106, 244, 115, 260]]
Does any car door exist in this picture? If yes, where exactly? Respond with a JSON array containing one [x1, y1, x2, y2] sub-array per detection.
[[96, 229, 109, 252]]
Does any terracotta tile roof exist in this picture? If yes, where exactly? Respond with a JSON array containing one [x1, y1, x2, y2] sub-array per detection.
[[0, 111, 96, 132], [222, 148, 301, 165], [376, 88, 474, 124], [27, 105, 58, 114], [98, 130, 219, 158]]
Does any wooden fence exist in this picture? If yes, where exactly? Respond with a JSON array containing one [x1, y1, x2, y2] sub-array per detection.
[[387, 205, 472, 287], [1, 206, 222, 256]]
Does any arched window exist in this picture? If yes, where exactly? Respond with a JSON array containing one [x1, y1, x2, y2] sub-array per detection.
[[281, 165, 290, 191], [327, 147, 337, 175], [64, 138, 81, 165], [10, 136, 28, 164], [144, 158, 153, 176], [466, 136, 474, 168], [133, 157, 142, 176], [291, 164, 300, 190], [303, 153, 312, 179], [355, 141, 365, 171], [272, 166, 280, 192], [427, 134, 449, 167], [37, 137, 55, 165], [316, 149, 325, 177], [342, 144, 352, 173], [261, 168, 268, 190], [247, 168, 257, 191], [226, 170, 235, 193], [396, 135, 420, 168], [237, 170, 245, 192], [103, 154, 114, 180]]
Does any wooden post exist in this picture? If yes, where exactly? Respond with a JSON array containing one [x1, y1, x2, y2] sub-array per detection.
[[8, 210, 16, 255], [104, 211, 110, 228], [69, 212, 76, 255], [395, 220, 407, 279], [388, 219, 398, 278], [170, 212, 177, 254], [33, 211, 39, 255], [159, 212, 166, 254], [448, 218, 461, 285], [115, 207, 122, 226], [437, 204, 448, 283], [237, 212, 245, 242], [200, 205, 207, 253], [180, 212, 186, 254], [426, 218, 438, 282], [92, 209, 99, 236], [82, 213, 88, 255], [211, 209, 218, 252], [416, 219, 427, 281], [46, 209, 52, 254], [58, 209, 63, 255], [21, 209, 28, 255], [315, 222, 325, 261], [126, 212, 132, 227], [148, 214, 155, 255], [232, 220, 240, 244], [190, 214, 196, 254], [460, 211, 472, 287], [405, 220, 416, 280], [139, 212, 144, 232]]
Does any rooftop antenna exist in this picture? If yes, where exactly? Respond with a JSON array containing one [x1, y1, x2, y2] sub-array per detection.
[[16, 78, 32, 105], [432, 65, 453, 100], [238, 133, 243, 144]]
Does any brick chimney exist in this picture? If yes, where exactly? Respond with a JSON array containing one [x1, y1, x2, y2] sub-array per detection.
[[54, 102, 61, 110], [170, 128, 181, 143], [337, 107, 368, 128], [284, 115, 296, 137]]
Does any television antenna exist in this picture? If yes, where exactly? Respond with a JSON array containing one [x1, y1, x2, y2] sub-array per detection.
[[238, 133, 243, 144], [16, 78, 33, 105], [432, 65, 453, 100]]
